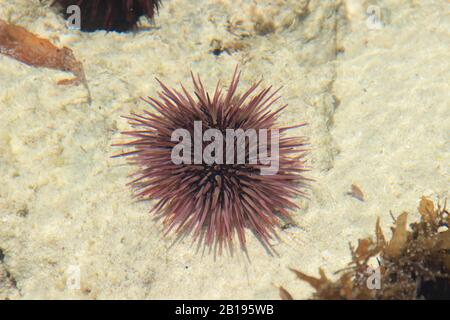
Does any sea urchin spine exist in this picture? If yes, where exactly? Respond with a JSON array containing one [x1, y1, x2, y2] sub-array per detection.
[[114, 68, 310, 251]]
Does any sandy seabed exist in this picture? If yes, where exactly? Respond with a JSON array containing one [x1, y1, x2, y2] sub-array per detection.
[[0, 0, 448, 299]]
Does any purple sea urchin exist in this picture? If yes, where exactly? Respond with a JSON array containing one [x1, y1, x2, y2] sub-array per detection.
[[52, 0, 161, 32], [114, 68, 310, 251]]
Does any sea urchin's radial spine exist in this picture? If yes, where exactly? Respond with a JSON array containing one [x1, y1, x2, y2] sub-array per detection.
[[114, 68, 310, 250]]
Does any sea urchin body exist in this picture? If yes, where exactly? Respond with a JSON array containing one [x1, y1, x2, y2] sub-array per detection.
[[114, 68, 310, 250], [52, 0, 161, 32]]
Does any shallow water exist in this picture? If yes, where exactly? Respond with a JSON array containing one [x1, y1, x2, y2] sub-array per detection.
[[0, 0, 448, 299]]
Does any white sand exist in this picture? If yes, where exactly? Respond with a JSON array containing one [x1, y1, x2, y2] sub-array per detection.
[[0, 0, 448, 299]]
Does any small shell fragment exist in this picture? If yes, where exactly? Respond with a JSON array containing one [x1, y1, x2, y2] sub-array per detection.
[[350, 184, 365, 201]]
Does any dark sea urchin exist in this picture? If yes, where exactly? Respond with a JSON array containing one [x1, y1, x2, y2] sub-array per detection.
[[52, 0, 161, 32], [114, 68, 310, 251]]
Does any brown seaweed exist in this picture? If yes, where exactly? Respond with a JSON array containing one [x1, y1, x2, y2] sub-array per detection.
[[278, 286, 294, 300], [284, 196, 450, 299], [0, 19, 91, 103]]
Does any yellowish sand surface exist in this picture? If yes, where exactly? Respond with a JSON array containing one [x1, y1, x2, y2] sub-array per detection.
[[0, 0, 448, 299]]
